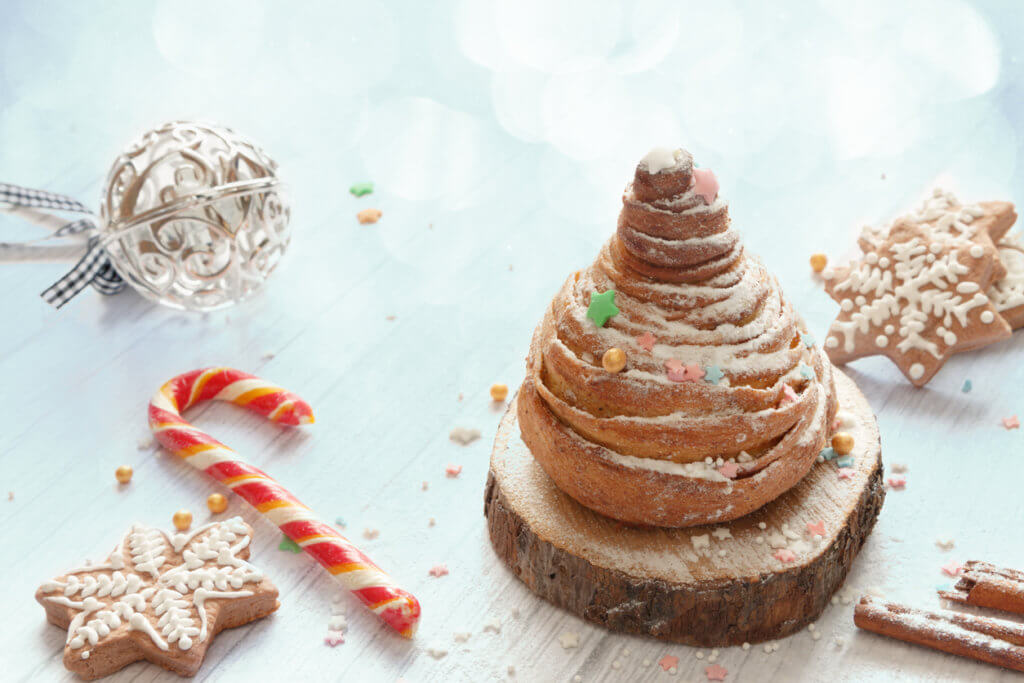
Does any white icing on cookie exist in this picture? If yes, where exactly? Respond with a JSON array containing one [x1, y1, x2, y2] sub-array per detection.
[[38, 517, 264, 654]]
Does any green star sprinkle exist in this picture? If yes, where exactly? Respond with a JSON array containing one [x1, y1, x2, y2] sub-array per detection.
[[798, 363, 814, 380], [704, 365, 724, 385], [349, 181, 374, 197], [800, 332, 815, 349], [819, 447, 837, 461], [586, 290, 619, 327], [278, 535, 302, 553]]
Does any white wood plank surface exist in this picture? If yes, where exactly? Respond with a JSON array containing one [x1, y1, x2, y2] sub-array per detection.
[[2, 2, 1024, 681]]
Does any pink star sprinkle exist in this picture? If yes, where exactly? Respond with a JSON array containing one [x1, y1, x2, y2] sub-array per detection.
[[445, 464, 462, 478], [806, 521, 826, 536], [692, 168, 719, 204], [324, 632, 345, 647], [780, 384, 798, 405], [658, 655, 679, 671], [773, 549, 797, 563], [705, 664, 729, 681], [837, 469, 854, 480], [665, 359, 686, 381], [831, 416, 842, 431], [684, 363, 706, 381], [636, 331, 657, 352], [428, 564, 449, 578], [1002, 415, 1019, 430], [941, 561, 963, 577], [717, 462, 739, 479], [665, 359, 706, 382], [887, 476, 906, 490]]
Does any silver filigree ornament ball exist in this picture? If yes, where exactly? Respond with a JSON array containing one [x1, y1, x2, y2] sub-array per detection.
[[99, 121, 291, 311]]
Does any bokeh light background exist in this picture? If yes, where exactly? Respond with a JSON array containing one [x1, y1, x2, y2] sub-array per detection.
[[2, 0, 1019, 235]]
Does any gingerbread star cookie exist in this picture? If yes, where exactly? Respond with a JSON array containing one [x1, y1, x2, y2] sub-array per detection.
[[823, 219, 1012, 386], [36, 517, 278, 680], [859, 189, 1017, 259], [991, 232, 1024, 329]]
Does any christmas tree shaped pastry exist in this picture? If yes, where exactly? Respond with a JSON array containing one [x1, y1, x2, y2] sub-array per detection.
[[517, 147, 837, 528]]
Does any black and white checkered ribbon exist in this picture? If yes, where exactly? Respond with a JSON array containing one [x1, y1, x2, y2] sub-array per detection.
[[0, 182, 125, 308], [0, 183, 92, 213]]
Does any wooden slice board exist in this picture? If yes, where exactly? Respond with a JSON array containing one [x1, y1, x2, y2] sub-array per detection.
[[484, 369, 884, 646]]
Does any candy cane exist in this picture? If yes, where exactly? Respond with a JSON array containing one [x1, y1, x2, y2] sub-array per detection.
[[147, 367, 421, 638]]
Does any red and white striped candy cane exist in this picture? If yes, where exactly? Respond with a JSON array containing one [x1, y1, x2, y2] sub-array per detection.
[[148, 367, 421, 637]]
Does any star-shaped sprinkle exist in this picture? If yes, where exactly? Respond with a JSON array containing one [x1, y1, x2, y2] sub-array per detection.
[[356, 208, 382, 224], [636, 331, 657, 352], [837, 469, 854, 480], [773, 549, 797, 563], [936, 538, 955, 551], [806, 521, 826, 536], [1002, 415, 1019, 430], [819, 447, 837, 461], [558, 631, 580, 649], [666, 359, 705, 382], [324, 632, 346, 647], [704, 365, 725, 384], [279, 535, 302, 553], [711, 527, 732, 540], [800, 332, 815, 349], [887, 476, 906, 489], [941, 561, 963, 577], [836, 455, 855, 468], [428, 564, 449, 578], [798, 363, 814, 380], [334, 516, 347, 527], [445, 464, 463, 477], [962, 379, 972, 393], [823, 219, 1011, 386], [35, 517, 277, 679], [449, 427, 481, 445], [659, 655, 680, 671], [586, 290, 619, 327], [705, 664, 729, 681], [692, 168, 719, 204], [349, 181, 374, 197], [717, 462, 739, 479]]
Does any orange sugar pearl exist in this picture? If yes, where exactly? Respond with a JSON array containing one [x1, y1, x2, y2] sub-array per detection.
[[115, 465, 133, 484], [207, 493, 228, 514], [831, 432, 855, 455], [810, 253, 828, 273], [172, 509, 193, 531], [602, 348, 627, 373]]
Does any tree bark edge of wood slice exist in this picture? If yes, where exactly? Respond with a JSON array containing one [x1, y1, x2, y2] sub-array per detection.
[[484, 368, 885, 647]]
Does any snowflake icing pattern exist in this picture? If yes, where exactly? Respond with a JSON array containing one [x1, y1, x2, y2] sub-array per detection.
[[36, 517, 276, 674], [823, 222, 1009, 385]]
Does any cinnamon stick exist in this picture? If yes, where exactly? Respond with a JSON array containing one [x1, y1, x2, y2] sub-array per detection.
[[854, 596, 1024, 672], [939, 561, 1024, 617]]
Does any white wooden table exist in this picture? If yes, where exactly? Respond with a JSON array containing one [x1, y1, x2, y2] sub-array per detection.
[[2, 2, 1023, 681]]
